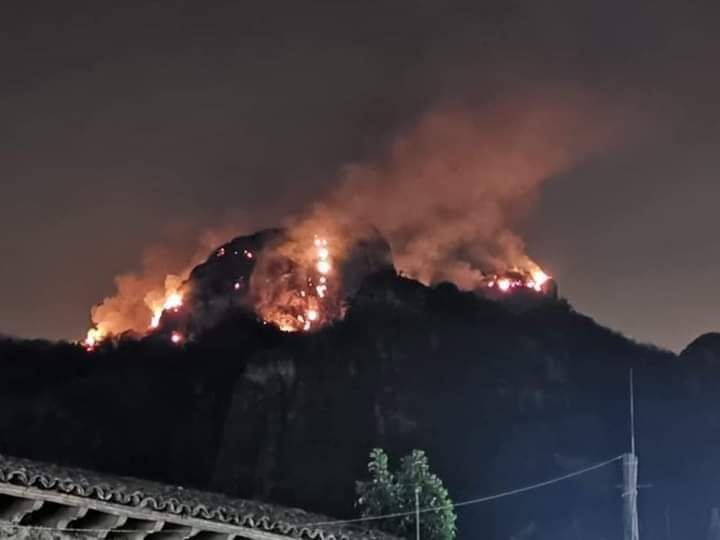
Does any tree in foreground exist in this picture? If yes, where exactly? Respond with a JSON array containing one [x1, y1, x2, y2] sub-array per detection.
[[356, 448, 456, 540]]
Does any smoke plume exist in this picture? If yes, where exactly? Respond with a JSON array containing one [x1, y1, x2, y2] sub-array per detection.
[[87, 228, 240, 338], [297, 87, 626, 288], [86, 86, 629, 339]]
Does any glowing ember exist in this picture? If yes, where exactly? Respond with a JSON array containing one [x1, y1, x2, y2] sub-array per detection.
[[255, 234, 337, 333], [170, 331, 183, 344], [317, 260, 331, 274], [497, 278, 511, 292]]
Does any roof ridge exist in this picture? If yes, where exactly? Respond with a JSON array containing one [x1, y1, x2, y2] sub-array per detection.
[[0, 454, 393, 540]]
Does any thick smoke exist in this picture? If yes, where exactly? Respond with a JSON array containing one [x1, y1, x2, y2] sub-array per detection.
[[299, 87, 625, 288], [87, 228, 239, 338], [87, 87, 627, 338]]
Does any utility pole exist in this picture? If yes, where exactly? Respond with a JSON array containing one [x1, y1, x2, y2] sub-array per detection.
[[707, 508, 720, 540], [623, 369, 640, 540], [415, 487, 421, 540]]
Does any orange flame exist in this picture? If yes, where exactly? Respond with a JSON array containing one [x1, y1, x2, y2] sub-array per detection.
[[150, 291, 184, 329], [254, 234, 338, 333], [83, 279, 185, 349], [83, 327, 106, 350], [484, 266, 551, 295]]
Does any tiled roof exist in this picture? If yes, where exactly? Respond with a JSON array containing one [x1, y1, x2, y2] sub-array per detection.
[[0, 454, 394, 540]]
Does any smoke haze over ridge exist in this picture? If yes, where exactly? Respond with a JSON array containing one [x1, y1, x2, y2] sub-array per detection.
[[1, 1, 718, 349], [86, 85, 635, 339], [303, 88, 628, 288]]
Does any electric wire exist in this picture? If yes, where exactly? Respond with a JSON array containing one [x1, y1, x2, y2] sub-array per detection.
[[0, 455, 623, 535]]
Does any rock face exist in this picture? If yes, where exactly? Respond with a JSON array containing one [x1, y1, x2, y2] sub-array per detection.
[[174, 228, 284, 333], [189, 228, 284, 304], [162, 226, 394, 334]]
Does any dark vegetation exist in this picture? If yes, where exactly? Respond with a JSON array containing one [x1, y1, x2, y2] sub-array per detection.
[[0, 270, 719, 540], [356, 448, 456, 540]]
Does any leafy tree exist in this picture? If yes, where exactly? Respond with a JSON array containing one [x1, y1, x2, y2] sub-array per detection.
[[356, 448, 456, 540]]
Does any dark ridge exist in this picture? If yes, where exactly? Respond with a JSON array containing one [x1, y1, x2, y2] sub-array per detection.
[[681, 332, 720, 360], [0, 232, 716, 540]]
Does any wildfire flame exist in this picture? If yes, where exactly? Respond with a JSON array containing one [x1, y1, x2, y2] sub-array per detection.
[[81, 220, 552, 352], [83, 327, 106, 350], [264, 235, 335, 333], [485, 267, 551, 294], [83, 283, 185, 350], [150, 291, 183, 329]]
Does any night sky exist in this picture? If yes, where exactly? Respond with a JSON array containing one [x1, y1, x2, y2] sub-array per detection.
[[1, 1, 718, 351]]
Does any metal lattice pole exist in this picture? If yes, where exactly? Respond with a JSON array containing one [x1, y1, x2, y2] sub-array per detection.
[[623, 452, 639, 540], [623, 369, 639, 540]]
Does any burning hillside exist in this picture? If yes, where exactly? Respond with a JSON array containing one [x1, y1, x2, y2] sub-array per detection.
[[479, 268, 555, 297], [82, 90, 622, 349], [84, 275, 186, 349], [250, 234, 338, 332], [83, 223, 557, 350], [83, 224, 396, 348]]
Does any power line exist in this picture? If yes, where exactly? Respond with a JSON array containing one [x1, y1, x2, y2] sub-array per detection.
[[302, 455, 624, 528], [0, 455, 624, 536]]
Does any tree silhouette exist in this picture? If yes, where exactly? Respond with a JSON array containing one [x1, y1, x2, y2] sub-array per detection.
[[356, 448, 456, 540]]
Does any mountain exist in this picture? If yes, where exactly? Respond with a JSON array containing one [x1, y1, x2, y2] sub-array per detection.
[[0, 242, 717, 539], [157, 226, 394, 335]]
